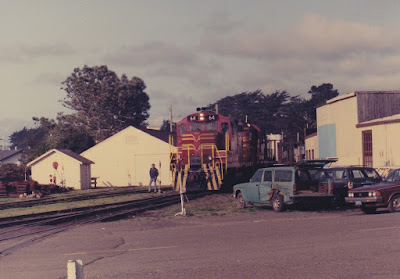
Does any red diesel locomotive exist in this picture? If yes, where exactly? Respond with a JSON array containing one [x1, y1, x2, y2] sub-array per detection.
[[170, 109, 266, 191]]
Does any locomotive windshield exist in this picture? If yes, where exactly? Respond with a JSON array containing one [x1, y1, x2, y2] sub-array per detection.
[[178, 124, 187, 136], [189, 123, 202, 131], [205, 122, 218, 131]]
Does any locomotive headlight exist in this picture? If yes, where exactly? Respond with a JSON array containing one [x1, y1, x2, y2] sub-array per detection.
[[348, 192, 354, 198]]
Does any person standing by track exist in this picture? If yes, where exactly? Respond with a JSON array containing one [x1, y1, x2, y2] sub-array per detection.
[[148, 164, 159, 193]]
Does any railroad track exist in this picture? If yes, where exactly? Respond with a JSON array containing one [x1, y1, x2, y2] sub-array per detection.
[[0, 186, 168, 210], [0, 191, 209, 256]]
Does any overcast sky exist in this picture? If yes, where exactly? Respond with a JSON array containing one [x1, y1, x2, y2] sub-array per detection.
[[1, 0, 400, 143]]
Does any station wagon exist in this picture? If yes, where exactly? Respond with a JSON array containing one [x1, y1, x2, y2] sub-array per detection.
[[233, 160, 336, 212]]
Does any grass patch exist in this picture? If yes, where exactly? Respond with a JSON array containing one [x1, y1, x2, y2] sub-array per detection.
[[134, 193, 259, 220]]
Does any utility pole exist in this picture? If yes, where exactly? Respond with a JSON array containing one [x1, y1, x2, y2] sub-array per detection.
[[169, 105, 173, 133]]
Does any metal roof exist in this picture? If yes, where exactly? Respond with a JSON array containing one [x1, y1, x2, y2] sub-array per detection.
[[0, 149, 23, 162], [27, 149, 94, 167]]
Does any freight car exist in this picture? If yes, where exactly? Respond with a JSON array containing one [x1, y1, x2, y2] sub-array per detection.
[[170, 108, 267, 191]]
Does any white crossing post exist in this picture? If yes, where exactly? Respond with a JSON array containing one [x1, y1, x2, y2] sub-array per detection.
[[67, 259, 84, 279]]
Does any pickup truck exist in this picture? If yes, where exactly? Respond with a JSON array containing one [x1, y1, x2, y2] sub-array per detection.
[[233, 160, 336, 212]]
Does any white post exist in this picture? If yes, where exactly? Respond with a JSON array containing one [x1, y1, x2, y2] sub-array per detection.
[[158, 161, 162, 193], [67, 259, 84, 279], [180, 185, 186, 216], [175, 171, 186, 216]]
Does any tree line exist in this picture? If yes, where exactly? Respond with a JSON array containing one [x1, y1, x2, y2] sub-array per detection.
[[9, 65, 339, 164]]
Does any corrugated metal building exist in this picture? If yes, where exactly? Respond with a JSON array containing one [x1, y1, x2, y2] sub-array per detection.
[[306, 91, 400, 170]]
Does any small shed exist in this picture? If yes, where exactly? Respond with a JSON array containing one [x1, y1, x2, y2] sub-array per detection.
[[81, 126, 176, 187], [27, 149, 94, 190]]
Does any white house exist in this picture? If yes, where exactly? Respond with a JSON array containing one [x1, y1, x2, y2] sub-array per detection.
[[81, 126, 176, 187], [306, 91, 400, 172], [27, 149, 94, 190], [0, 149, 24, 165], [304, 132, 318, 160]]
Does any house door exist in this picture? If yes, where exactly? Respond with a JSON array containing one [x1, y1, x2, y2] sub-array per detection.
[[362, 130, 373, 167]]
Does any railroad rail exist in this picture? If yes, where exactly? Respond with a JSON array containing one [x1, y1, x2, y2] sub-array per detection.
[[0, 191, 209, 256], [0, 186, 159, 210]]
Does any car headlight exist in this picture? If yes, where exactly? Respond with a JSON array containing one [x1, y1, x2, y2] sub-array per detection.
[[368, 191, 377, 197]]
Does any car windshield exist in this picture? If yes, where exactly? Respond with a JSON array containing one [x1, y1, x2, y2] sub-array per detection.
[[349, 169, 381, 180], [362, 169, 380, 179], [251, 170, 264, 182], [385, 169, 400, 182]]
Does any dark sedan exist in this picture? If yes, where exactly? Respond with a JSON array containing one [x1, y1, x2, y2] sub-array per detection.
[[345, 168, 400, 213], [313, 166, 382, 207]]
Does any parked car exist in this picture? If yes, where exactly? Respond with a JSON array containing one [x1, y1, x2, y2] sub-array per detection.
[[345, 168, 400, 213], [233, 160, 336, 212], [313, 166, 382, 206]]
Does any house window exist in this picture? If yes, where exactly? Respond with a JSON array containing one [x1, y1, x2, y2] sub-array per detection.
[[312, 149, 314, 159], [362, 130, 373, 167]]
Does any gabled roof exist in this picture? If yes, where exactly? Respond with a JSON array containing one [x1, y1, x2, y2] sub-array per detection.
[[0, 149, 23, 162], [57, 149, 94, 164], [81, 126, 174, 155], [140, 127, 170, 143], [27, 149, 94, 167]]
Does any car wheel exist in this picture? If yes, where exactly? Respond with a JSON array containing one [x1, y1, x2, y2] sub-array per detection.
[[272, 194, 285, 212], [331, 191, 344, 208], [388, 194, 400, 212], [237, 192, 247, 209], [361, 206, 377, 214]]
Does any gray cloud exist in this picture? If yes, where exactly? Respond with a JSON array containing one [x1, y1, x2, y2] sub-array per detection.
[[199, 13, 400, 61], [103, 41, 196, 67], [32, 72, 66, 86], [193, 13, 400, 99], [0, 42, 74, 64], [201, 11, 242, 34]]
